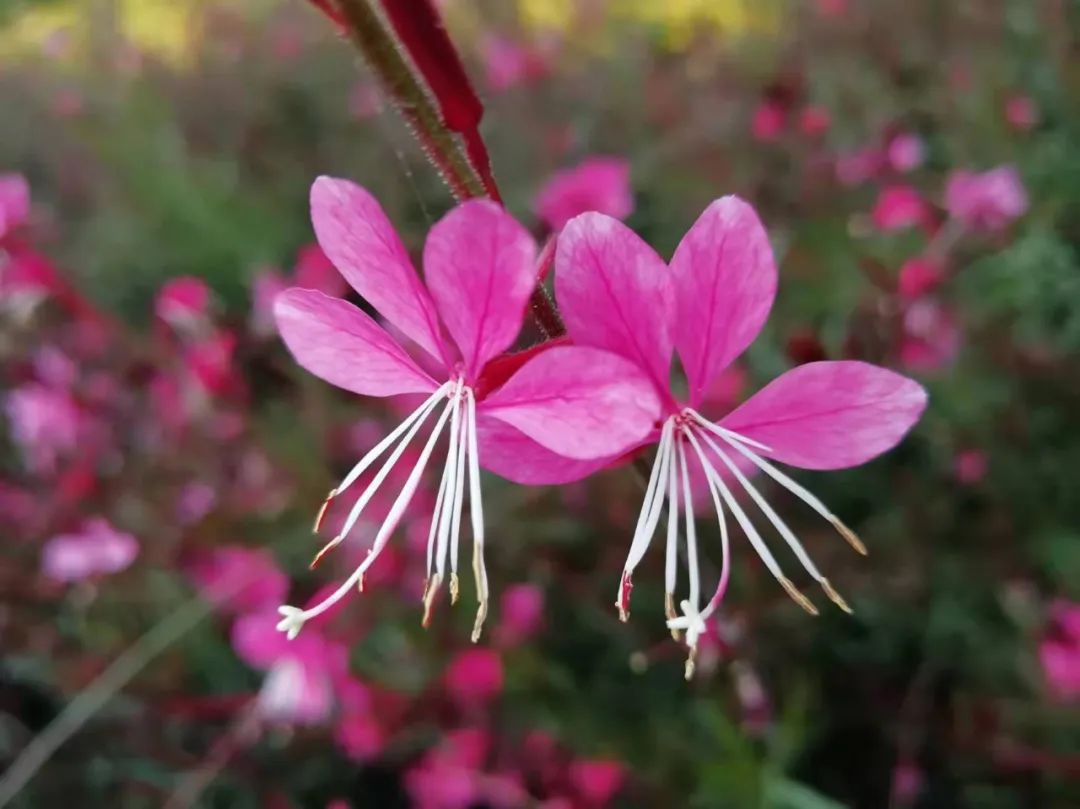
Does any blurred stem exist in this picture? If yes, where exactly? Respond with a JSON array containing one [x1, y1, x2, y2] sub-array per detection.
[[0, 595, 214, 807], [163, 702, 262, 809]]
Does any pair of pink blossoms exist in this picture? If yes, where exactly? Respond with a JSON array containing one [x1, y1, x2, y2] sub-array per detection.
[[274, 176, 927, 670]]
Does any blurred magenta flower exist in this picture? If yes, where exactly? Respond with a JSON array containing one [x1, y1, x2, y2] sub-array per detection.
[[835, 147, 882, 187], [1040, 601, 1080, 701], [495, 582, 544, 647], [872, 185, 930, 231], [155, 276, 212, 332], [273, 178, 660, 642], [5, 382, 82, 475], [535, 157, 633, 232], [568, 758, 625, 807], [887, 133, 925, 173], [797, 106, 830, 138], [900, 299, 961, 372], [1005, 95, 1039, 132], [952, 449, 987, 484], [945, 166, 1028, 232], [897, 257, 943, 299], [445, 648, 504, 707], [0, 173, 30, 240], [751, 100, 785, 142], [482, 35, 533, 92], [188, 546, 288, 614], [42, 518, 138, 582], [293, 243, 347, 297], [552, 200, 926, 674], [250, 269, 290, 337]]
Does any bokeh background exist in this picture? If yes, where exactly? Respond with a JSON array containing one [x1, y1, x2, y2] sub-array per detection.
[[2, 1, 1079, 807]]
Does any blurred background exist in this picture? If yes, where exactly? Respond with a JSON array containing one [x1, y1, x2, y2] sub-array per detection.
[[2, 0, 1079, 807]]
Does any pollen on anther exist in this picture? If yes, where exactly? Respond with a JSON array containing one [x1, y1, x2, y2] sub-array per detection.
[[831, 517, 868, 556], [821, 579, 853, 614], [779, 577, 820, 616], [309, 535, 342, 570], [313, 490, 335, 533]]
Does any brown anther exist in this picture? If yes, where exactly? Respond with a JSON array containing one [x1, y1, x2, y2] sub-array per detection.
[[421, 574, 441, 628], [470, 598, 488, 643], [357, 572, 366, 593], [449, 572, 460, 605], [616, 572, 632, 622], [821, 579, 853, 614], [309, 535, 342, 570], [665, 592, 682, 641], [779, 576, 820, 616], [313, 490, 335, 533], [830, 516, 867, 555], [684, 646, 698, 681]]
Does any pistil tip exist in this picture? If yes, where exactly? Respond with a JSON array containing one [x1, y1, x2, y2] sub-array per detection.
[[779, 577, 820, 616], [821, 579, 853, 614]]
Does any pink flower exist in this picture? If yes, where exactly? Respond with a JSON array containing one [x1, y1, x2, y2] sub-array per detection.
[[535, 158, 633, 232], [232, 608, 348, 724], [0, 174, 30, 241], [952, 449, 987, 484], [1040, 601, 1080, 701], [176, 481, 217, 524], [751, 100, 786, 142], [797, 106, 830, 138], [188, 546, 288, 614], [482, 35, 548, 92], [273, 178, 660, 642], [945, 166, 1028, 231], [900, 299, 960, 372], [544, 200, 926, 673], [42, 518, 138, 582], [897, 257, 943, 299], [496, 583, 544, 646], [5, 382, 82, 475], [872, 185, 930, 231], [293, 243, 347, 298], [835, 147, 882, 187], [1005, 95, 1038, 132], [156, 276, 212, 331], [569, 759, 624, 807], [887, 133, 925, 173], [445, 648, 504, 706]]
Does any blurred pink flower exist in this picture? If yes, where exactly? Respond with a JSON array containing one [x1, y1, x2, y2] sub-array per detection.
[[569, 759, 624, 807], [945, 166, 1028, 232], [535, 157, 633, 231], [176, 481, 217, 524], [5, 382, 82, 475], [1040, 601, 1080, 701], [872, 185, 930, 231], [953, 449, 987, 484], [815, 0, 850, 17], [1005, 95, 1038, 132], [349, 82, 383, 120], [156, 276, 212, 331], [835, 147, 882, 186], [900, 299, 960, 372], [42, 518, 138, 582], [887, 133, 925, 173], [188, 547, 288, 614], [232, 608, 348, 724], [751, 100, 786, 142], [274, 178, 659, 642], [335, 710, 384, 762], [482, 35, 549, 92], [897, 257, 943, 299], [445, 648, 504, 706], [183, 328, 238, 395], [798, 106, 830, 138], [0, 174, 30, 241], [496, 583, 544, 647], [549, 199, 926, 671], [250, 268, 289, 337], [293, 243, 347, 297]]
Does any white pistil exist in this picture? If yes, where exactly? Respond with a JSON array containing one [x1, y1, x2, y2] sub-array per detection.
[[676, 439, 700, 613], [281, 377, 491, 640], [684, 433, 730, 619]]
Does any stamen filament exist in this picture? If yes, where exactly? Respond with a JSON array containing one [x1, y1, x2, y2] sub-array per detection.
[[664, 429, 681, 635], [684, 434, 731, 620], [676, 438, 701, 611], [434, 385, 463, 581], [465, 390, 488, 642]]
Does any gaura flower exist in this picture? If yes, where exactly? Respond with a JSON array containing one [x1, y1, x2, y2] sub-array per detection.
[[42, 517, 138, 583], [945, 165, 1028, 232], [552, 200, 927, 676], [273, 177, 661, 641]]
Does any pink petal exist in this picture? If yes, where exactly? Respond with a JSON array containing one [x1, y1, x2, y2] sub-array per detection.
[[671, 197, 777, 407], [476, 416, 615, 484], [479, 345, 661, 460], [310, 177, 446, 363], [422, 200, 535, 379], [719, 361, 927, 470], [274, 288, 438, 397], [555, 213, 672, 395]]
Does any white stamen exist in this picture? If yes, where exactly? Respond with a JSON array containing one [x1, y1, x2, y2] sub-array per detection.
[[684, 432, 731, 621], [465, 389, 488, 641], [664, 427, 681, 599], [676, 436, 701, 611], [434, 383, 464, 581], [281, 395, 456, 631], [425, 446, 452, 579], [688, 411, 773, 453], [623, 419, 675, 573], [448, 387, 469, 585]]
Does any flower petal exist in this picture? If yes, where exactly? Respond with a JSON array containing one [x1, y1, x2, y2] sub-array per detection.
[[310, 177, 446, 363], [719, 361, 927, 470], [555, 213, 673, 395], [422, 200, 536, 378], [476, 416, 615, 484], [478, 345, 661, 460], [275, 288, 438, 397], [671, 197, 777, 407]]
